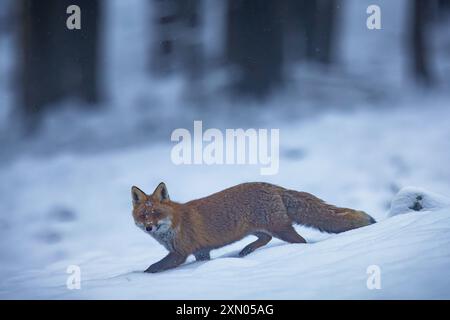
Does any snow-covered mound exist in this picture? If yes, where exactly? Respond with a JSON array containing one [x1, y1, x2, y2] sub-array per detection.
[[2, 206, 450, 299], [388, 187, 450, 217]]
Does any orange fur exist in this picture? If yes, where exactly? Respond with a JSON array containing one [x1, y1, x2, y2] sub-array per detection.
[[131, 182, 375, 272]]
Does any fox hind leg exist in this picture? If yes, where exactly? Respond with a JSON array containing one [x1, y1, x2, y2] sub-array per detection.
[[272, 225, 306, 244], [239, 232, 272, 257], [194, 249, 211, 261]]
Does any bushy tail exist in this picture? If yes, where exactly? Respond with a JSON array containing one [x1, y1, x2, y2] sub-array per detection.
[[282, 190, 376, 233]]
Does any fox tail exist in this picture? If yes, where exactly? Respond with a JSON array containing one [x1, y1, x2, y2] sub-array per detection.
[[282, 190, 376, 233]]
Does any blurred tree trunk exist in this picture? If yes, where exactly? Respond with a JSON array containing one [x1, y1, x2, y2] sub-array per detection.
[[150, 0, 177, 75], [150, 0, 204, 103], [226, 0, 283, 99], [304, 0, 338, 64], [282, 0, 339, 65], [312, 0, 338, 64], [19, 0, 101, 132], [150, 0, 203, 80], [437, 0, 450, 23], [280, 0, 305, 63], [410, 0, 434, 85], [438, 0, 450, 15], [180, 0, 203, 82], [303, 0, 319, 61]]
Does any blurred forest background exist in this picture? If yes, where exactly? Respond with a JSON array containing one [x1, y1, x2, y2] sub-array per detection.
[[0, 0, 449, 162]]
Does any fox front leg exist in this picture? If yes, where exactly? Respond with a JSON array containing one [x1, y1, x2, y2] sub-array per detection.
[[145, 252, 187, 273]]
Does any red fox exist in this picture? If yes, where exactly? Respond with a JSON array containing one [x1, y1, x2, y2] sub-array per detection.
[[131, 182, 376, 273]]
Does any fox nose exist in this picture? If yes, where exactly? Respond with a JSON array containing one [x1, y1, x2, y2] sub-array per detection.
[[145, 226, 153, 232]]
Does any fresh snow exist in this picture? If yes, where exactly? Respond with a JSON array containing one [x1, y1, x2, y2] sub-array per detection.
[[1, 0, 450, 299], [388, 187, 450, 217], [1, 102, 450, 299]]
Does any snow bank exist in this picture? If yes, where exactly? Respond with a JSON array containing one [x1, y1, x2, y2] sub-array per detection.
[[389, 187, 450, 217], [2, 205, 450, 299]]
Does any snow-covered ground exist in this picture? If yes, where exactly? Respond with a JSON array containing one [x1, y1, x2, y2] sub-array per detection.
[[1, 97, 450, 299], [1, 0, 450, 299]]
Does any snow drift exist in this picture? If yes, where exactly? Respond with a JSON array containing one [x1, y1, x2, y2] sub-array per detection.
[[1, 187, 450, 299], [388, 187, 450, 217]]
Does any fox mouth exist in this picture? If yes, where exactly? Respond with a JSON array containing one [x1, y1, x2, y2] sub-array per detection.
[[146, 224, 162, 232]]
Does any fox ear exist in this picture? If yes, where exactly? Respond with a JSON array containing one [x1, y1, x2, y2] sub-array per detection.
[[153, 182, 170, 201], [131, 186, 147, 206]]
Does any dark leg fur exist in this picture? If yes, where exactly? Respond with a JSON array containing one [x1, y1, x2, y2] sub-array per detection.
[[239, 232, 272, 257], [272, 225, 306, 243], [145, 252, 187, 273], [194, 249, 211, 261]]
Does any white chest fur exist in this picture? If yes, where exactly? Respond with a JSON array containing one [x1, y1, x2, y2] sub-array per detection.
[[135, 218, 176, 251], [150, 226, 175, 251]]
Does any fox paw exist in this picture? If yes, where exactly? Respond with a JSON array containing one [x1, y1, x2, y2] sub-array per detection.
[[238, 247, 254, 257], [144, 265, 162, 273]]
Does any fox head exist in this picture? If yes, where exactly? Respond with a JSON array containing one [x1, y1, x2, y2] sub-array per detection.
[[131, 182, 175, 235]]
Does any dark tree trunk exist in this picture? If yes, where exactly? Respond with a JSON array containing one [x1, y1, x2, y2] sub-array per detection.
[[303, 0, 319, 61], [313, 0, 338, 64], [303, 0, 338, 64], [226, 0, 283, 98], [19, 0, 101, 132], [410, 0, 434, 85], [150, 0, 203, 80], [281, 0, 339, 67], [150, 0, 178, 75], [438, 0, 450, 12], [179, 0, 203, 81], [437, 0, 450, 22], [280, 0, 308, 63]]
